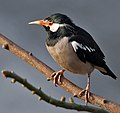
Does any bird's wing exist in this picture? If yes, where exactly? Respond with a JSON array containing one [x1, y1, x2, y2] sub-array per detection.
[[69, 35, 106, 67]]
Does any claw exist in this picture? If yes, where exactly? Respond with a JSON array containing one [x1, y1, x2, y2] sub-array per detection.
[[51, 69, 65, 86]]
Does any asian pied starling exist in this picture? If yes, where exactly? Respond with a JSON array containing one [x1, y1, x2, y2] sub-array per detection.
[[29, 13, 117, 104]]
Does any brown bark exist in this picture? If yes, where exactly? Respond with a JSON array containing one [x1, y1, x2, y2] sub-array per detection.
[[0, 33, 120, 113]]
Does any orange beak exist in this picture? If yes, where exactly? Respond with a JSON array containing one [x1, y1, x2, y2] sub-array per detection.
[[28, 20, 53, 26]]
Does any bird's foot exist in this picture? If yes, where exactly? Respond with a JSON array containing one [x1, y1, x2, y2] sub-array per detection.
[[51, 69, 65, 86], [79, 83, 90, 105]]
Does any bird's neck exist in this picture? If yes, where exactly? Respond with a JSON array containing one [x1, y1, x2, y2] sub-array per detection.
[[46, 32, 62, 47], [46, 25, 78, 46]]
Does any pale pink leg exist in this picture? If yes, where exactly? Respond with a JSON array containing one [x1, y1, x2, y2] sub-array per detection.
[[79, 75, 90, 105]]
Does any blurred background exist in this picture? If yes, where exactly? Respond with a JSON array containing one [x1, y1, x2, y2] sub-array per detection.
[[0, 0, 120, 113]]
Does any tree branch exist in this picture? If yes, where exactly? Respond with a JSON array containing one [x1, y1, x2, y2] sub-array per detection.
[[0, 33, 120, 113], [1, 70, 109, 113]]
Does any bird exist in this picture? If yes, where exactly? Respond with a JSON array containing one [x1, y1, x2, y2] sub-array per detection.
[[29, 13, 117, 105]]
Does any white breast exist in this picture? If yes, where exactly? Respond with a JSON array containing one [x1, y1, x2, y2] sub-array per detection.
[[46, 37, 94, 75]]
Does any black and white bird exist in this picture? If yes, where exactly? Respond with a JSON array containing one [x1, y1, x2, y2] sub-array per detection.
[[29, 13, 117, 104]]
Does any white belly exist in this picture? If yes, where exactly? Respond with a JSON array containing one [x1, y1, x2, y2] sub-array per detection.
[[46, 37, 94, 75]]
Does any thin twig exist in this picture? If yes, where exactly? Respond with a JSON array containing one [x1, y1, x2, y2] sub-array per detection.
[[1, 70, 109, 113], [0, 33, 120, 113]]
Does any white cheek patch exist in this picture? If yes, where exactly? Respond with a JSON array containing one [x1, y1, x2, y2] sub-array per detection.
[[50, 23, 60, 32]]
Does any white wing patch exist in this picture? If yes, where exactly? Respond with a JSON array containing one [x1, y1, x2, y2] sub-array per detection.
[[71, 41, 95, 52], [71, 41, 80, 52]]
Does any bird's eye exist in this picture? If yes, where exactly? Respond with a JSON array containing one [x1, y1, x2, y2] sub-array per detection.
[[48, 22, 53, 26]]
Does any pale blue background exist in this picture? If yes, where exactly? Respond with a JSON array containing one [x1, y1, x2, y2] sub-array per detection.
[[0, 0, 120, 113]]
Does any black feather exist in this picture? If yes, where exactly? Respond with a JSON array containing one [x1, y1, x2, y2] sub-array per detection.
[[69, 33, 105, 67], [69, 28, 117, 79], [101, 65, 117, 79]]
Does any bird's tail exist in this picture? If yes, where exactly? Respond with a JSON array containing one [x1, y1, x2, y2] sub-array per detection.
[[95, 65, 117, 79]]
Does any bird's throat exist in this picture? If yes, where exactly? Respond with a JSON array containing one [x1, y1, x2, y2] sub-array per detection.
[[46, 27, 74, 47], [46, 31, 64, 47]]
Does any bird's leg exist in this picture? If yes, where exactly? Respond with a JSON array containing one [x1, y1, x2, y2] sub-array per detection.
[[79, 75, 90, 105], [51, 69, 65, 86]]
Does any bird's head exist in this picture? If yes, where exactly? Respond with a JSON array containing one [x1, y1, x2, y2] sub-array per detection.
[[29, 13, 74, 32]]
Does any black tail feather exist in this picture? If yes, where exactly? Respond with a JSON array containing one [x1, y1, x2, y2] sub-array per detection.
[[100, 65, 117, 79]]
